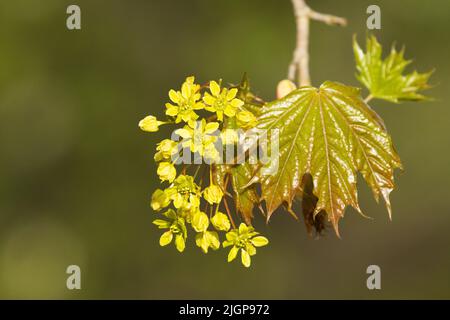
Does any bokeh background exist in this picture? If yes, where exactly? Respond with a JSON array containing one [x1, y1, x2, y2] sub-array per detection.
[[0, 0, 449, 299]]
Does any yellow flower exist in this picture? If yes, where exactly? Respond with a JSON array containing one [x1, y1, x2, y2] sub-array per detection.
[[223, 223, 269, 268], [165, 76, 204, 124], [154, 139, 178, 162], [157, 162, 176, 182], [139, 115, 165, 132], [195, 231, 220, 253], [211, 211, 231, 231], [236, 110, 257, 129], [151, 189, 170, 211], [203, 81, 244, 121], [153, 209, 187, 253], [203, 184, 223, 204], [175, 119, 220, 161], [191, 211, 209, 232], [165, 175, 201, 211]]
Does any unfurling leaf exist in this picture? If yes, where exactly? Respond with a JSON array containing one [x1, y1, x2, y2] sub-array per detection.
[[353, 35, 433, 103], [255, 81, 402, 235]]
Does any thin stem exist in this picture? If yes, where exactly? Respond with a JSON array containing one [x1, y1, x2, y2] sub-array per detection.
[[364, 94, 374, 104], [308, 10, 347, 26], [193, 164, 202, 179], [222, 176, 237, 229], [288, 0, 347, 87], [209, 166, 213, 185], [223, 196, 236, 230]]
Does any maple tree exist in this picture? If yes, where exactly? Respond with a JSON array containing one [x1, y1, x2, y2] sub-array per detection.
[[139, 0, 433, 266]]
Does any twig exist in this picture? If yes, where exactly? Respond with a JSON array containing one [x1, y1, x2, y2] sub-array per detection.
[[288, 0, 347, 87], [308, 10, 347, 26]]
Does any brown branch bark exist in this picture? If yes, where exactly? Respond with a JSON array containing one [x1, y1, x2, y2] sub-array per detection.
[[288, 0, 347, 87]]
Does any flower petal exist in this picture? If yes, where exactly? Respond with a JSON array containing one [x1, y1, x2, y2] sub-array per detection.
[[224, 106, 237, 118], [169, 89, 180, 104], [159, 231, 173, 246], [241, 249, 251, 267], [193, 102, 205, 110], [152, 219, 171, 229], [175, 128, 192, 139], [217, 110, 224, 122], [231, 98, 244, 108], [175, 234, 185, 252], [238, 223, 248, 234], [206, 231, 220, 250], [246, 243, 257, 256], [165, 103, 179, 116], [203, 93, 216, 106], [205, 122, 219, 134], [192, 211, 209, 232], [228, 246, 239, 262], [210, 81, 221, 97], [226, 88, 238, 100], [251, 236, 269, 247]]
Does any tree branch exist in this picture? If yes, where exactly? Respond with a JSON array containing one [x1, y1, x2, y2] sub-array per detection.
[[288, 0, 347, 87]]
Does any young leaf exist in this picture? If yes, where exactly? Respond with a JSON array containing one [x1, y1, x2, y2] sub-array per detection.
[[353, 35, 433, 103], [255, 81, 402, 235]]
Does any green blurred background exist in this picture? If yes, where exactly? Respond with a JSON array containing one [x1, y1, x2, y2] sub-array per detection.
[[0, 0, 449, 299]]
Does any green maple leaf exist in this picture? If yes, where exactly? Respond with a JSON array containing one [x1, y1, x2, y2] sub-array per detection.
[[255, 81, 402, 235], [353, 35, 433, 103]]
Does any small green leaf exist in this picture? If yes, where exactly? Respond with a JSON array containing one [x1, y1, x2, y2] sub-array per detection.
[[353, 35, 433, 102]]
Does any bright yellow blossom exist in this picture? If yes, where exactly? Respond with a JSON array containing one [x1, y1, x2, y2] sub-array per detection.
[[154, 139, 178, 162], [165, 76, 204, 125], [203, 81, 244, 121], [139, 115, 165, 132], [211, 211, 231, 231], [157, 162, 176, 182], [195, 231, 220, 253], [165, 175, 201, 211], [203, 184, 223, 204], [223, 223, 269, 267], [153, 209, 187, 252], [191, 211, 209, 233], [175, 119, 220, 161], [151, 189, 170, 211]]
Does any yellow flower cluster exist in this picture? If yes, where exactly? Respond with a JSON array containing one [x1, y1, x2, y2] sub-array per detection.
[[140, 75, 268, 267]]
